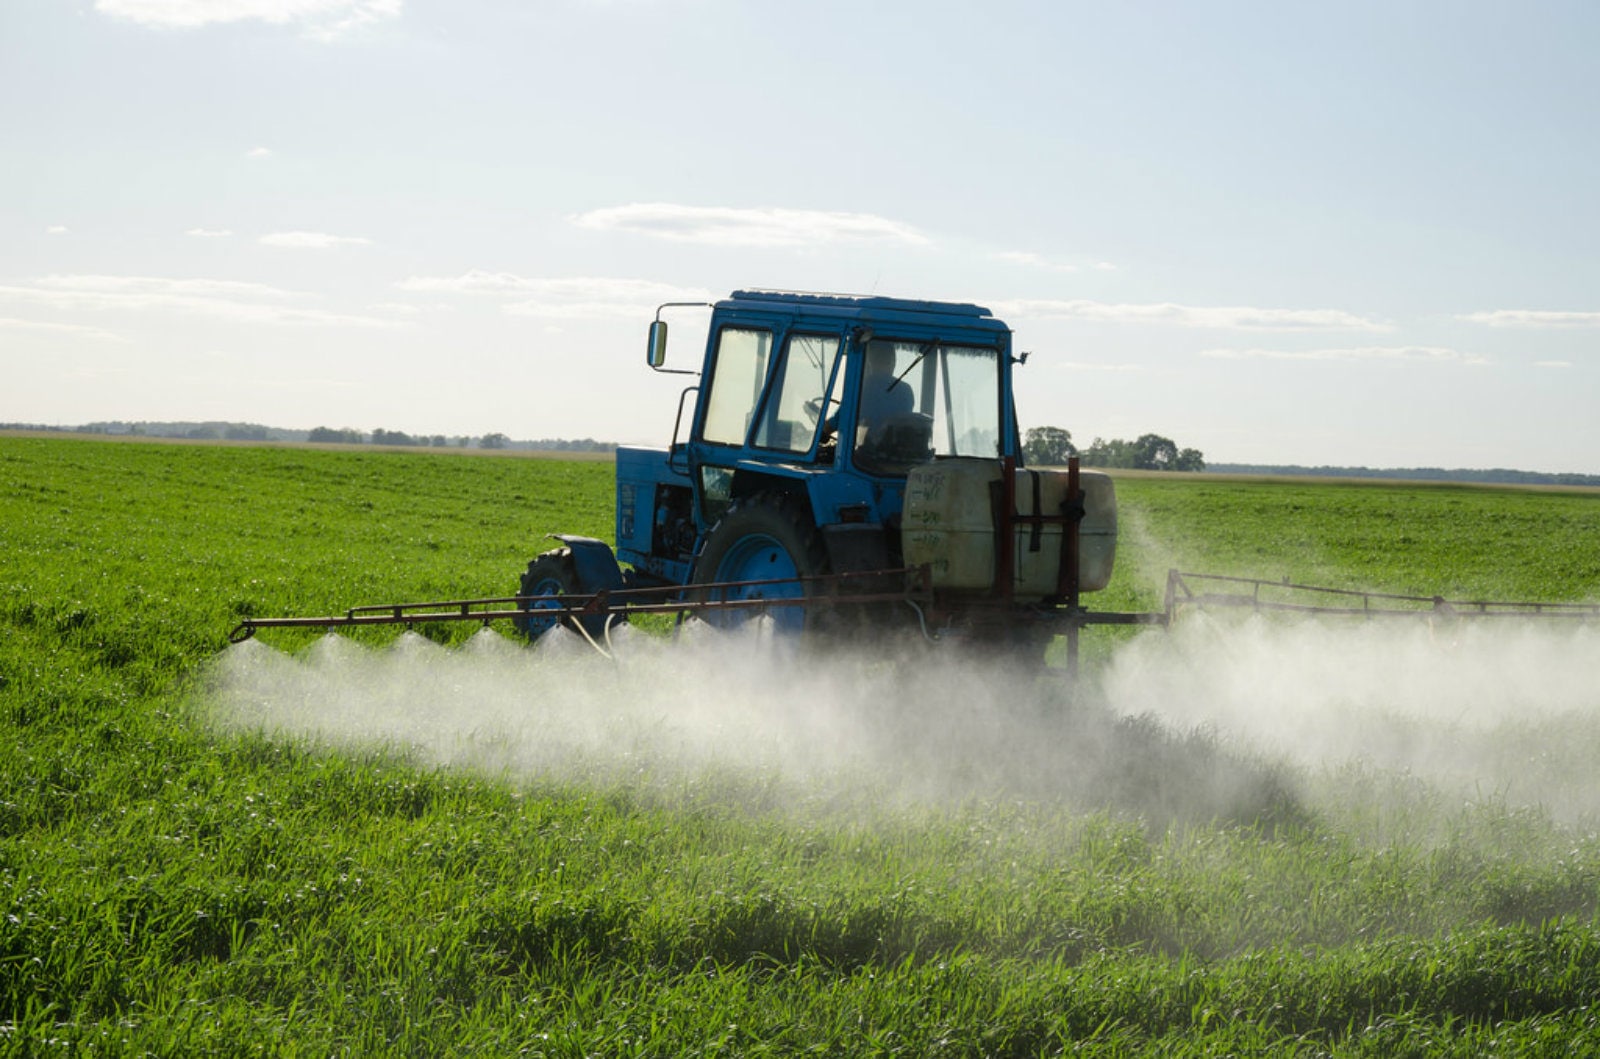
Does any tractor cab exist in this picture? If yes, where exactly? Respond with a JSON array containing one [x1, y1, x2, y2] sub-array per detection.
[[618, 290, 1021, 603], [664, 290, 1015, 508]]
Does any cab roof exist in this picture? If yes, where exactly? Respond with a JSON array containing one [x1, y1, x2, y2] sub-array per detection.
[[721, 290, 1006, 336]]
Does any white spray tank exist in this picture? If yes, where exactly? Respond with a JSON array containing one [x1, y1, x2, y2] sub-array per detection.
[[901, 457, 1117, 600]]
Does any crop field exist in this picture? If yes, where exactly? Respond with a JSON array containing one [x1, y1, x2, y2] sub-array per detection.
[[4, 435, 1600, 1055]]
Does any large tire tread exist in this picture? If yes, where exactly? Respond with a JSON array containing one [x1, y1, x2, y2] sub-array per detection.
[[690, 491, 829, 633], [514, 548, 578, 640]]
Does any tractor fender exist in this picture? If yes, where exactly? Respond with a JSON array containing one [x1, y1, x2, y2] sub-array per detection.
[[550, 534, 626, 593]]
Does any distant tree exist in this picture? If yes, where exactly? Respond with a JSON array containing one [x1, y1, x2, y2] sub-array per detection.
[[1023, 425, 1076, 465], [371, 428, 419, 446], [430, 435, 448, 447], [479, 432, 509, 450], [1081, 433, 1204, 471], [1080, 437, 1137, 468], [308, 426, 362, 444], [528, 437, 617, 453], [1133, 433, 1178, 470]]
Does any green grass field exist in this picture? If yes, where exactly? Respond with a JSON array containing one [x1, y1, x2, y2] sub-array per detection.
[[4, 435, 1600, 1055]]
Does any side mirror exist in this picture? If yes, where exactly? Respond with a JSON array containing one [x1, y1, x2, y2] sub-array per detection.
[[647, 321, 668, 368]]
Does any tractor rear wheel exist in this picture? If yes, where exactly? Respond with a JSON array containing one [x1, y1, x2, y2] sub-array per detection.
[[514, 548, 578, 640], [690, 492, 829, 634]]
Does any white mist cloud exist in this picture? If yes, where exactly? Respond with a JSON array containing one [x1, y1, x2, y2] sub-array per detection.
[[260, 230, 372, 249], [1200, 345, 1489, 365], [203, 610, 1600, 834], [207, 627, 1008, 797], [571, 203, 931, 248], [185, 228, 235, 238], [1102, 616, 1600, 821], [996, 299, 1389, 332], [214, 620, 1241, 816], [203, 612, 1600, 834], [1460, 309, 1600, 328], [46, 225, 70, 235]]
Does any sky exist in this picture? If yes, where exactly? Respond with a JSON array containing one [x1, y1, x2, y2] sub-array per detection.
[[3, 0, 1599, 473]]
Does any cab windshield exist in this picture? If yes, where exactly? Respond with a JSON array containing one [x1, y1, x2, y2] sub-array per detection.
[[852, 340, 1002, 474]]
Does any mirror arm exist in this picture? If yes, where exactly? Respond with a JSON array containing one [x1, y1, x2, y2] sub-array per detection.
[[647, 302, 712, 374]]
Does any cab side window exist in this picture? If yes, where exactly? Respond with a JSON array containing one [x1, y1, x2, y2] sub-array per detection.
[[699, 328, 773, 445], [753, 334, 840, 453]]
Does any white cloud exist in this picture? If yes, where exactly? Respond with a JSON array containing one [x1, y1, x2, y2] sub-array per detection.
[[397, 270, 544, 294], [186, 228, 234, 238], [571, 203, 931, 248], [29, 274, 295, 300], [998, 299, 1388, 332], [1051, 360, 1145, 372], [247, 146, 274, 159], [94, 0, 401, 37], [1200, 345, 1489, 365], [46, 226, 69, 235], [991, 251, 1119, 273], [397, 273, 712, 318], [0, 275, 397, 328], [1459, 309, 1600, 328], [0, 317, 126, 342], [259, 231, 372, 249], [1535, 360, 1573, 369], [992, 251, 1078, 272]]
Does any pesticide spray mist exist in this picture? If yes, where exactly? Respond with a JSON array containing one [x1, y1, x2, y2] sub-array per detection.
[[1103, 614, 1600, 825], [204, 612, 1600, 831]]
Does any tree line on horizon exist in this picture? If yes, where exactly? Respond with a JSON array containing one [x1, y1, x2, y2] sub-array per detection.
[[0, 420, 616, 453], [1023, 425, 1205, 471], [308, 427, 613, 451]]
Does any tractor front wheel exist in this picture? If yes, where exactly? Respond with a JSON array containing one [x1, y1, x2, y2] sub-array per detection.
[[690, 492, 829, 635], [514, 548, 578, 640]]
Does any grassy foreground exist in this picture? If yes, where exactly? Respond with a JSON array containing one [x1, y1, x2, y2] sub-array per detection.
[[4, 436, 1600, 1055]]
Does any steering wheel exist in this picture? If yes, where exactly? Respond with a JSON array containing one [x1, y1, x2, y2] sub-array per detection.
[[803, 396, 837, 426]]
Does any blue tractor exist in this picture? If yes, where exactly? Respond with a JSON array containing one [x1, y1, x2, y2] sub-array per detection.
[[231, 288, 1597, 656], [514, 289, 1129, 658]]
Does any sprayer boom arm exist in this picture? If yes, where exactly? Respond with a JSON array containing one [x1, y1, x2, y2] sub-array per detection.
[[1166, 570, 1600, 620], [225, 564, 1180, 646], [227, 567, 1594, 647], [228, 569, 936, 644]]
